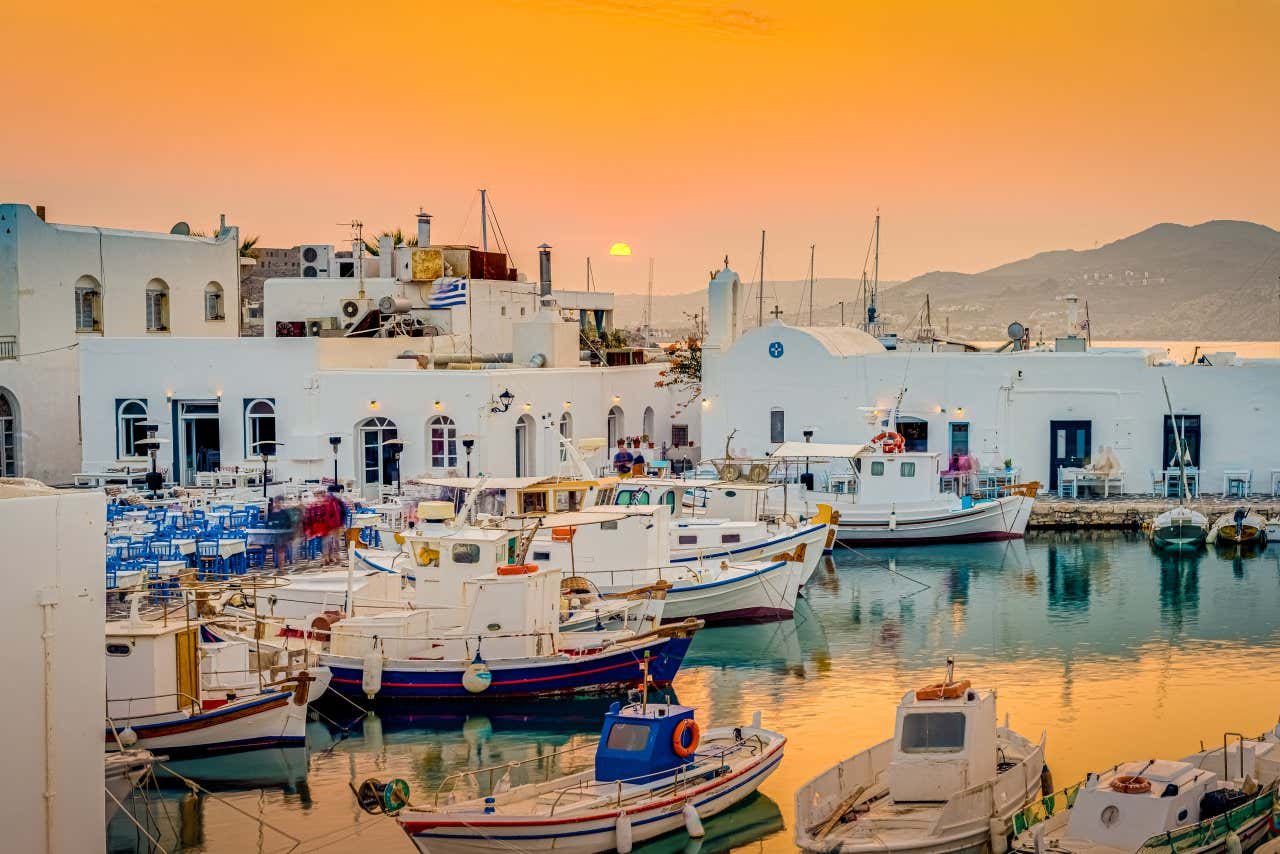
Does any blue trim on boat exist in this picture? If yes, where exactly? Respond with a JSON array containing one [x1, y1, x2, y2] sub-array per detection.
[[409, 748, 783, 840], [670, 524, 823, 563], [669, 560, 787, 593]]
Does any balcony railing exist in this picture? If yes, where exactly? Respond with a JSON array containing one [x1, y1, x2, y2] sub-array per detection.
[[0, 336, 16, 360]]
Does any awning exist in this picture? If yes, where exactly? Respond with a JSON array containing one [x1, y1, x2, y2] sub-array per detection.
[[410, 476, 551, 490], [769, 442, 868, 460], [538, 509, 632, 527]]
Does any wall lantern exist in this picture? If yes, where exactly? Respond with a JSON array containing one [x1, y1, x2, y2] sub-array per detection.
[[490, 388, 516, 414]]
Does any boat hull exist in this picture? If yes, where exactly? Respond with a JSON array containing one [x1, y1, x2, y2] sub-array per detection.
[[321, 633, 695, 701], [833, 496, 1033, 545], [105, 688, 311, 757], [399, 735, 785, 853], [662, 559, 799, 626], [671, 523, 828, 585], [1152, 521, 1208, 548]]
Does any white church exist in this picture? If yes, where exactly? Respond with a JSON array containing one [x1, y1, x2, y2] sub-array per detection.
[[699, 262, 1280, 496]]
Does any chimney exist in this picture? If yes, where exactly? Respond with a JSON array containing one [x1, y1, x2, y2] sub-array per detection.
[[1064, 294, 1079, 334], [378, 235, 395, 278], [538, 244, 552, 298], [35, 205, 46, 221], [416, 210, 432, 248]]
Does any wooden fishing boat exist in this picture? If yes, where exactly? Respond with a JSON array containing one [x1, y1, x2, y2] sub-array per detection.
[[105, 749, 155, 827], [795, 659, 1047, 853], [1149, 506, 1209, 549], [367, 697, 785, 853], [1207, 508, 1267, 545], [1010, 736, 1280, 854]]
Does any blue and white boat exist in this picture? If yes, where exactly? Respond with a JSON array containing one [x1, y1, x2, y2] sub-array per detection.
[[376, 698, 785, 853]]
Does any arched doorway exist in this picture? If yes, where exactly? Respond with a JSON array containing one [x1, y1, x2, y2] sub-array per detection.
[[558, 411, 574, 463], [357, 416, 398, 495], [642, 407, 655, 442], [606, 405, 624, 449], [0, 388, 18, 477], [514, 414, 536, 476]]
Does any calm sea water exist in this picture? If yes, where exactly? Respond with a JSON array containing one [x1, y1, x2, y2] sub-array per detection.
[[110, 532, 1280, 853]]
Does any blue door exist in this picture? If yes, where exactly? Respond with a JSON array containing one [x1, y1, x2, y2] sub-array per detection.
[[1049, 420, 1091, 490]]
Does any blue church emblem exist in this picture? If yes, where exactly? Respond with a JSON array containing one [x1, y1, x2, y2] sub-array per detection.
[[768, 341, 784, 359]]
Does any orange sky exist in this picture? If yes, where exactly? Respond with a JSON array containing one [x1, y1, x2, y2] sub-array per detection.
[[4, 0, 1278, 293]]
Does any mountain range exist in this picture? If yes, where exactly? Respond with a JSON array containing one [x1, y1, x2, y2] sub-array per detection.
[[614, 220, 1280, 341]]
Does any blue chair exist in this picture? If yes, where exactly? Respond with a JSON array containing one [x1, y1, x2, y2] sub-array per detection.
[[106, 555, 121, 589], [245, 506, 262, 526], [189, 509, 206, 524], [126, 541, 149, 560], [197, 541, 227, 579], [228, 511, 250, 529], [211, 504, 234, 513], [245, 541, 266, 569]]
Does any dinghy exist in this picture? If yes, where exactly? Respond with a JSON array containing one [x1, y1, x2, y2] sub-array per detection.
[[366, 695, 785, 853], [795, 659, 1047, 853], [1011, 735, 1280, 854], [1150, 506, 1209, 549], [1207, 507, 1266, 546]]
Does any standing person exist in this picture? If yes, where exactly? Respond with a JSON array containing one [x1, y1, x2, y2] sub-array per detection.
[[613, 440, 634, 474]]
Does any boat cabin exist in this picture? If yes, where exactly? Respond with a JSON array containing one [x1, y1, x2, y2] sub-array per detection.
[[106, 616, 201, 718], [523, 507, 672, 581], [856, 451, 944, 505], [595, 701, 698, 784], [1064, 761, 1218, 851], [887, 680, 997, 802], [403, 526, 522, 607], [412, 475, 619, 520]]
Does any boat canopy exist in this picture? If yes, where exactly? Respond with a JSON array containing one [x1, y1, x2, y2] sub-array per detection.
[[769, 441, 868, 460], [412, 476, 550, 490]]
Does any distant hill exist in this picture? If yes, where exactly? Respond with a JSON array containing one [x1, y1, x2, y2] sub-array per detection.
[[617, 220, 1280, 340]]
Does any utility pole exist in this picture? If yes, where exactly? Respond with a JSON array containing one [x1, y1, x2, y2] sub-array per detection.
[[480, 188, 488, 252], [758, 229, 766, 327]]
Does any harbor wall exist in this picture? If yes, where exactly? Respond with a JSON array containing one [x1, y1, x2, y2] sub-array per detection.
[[1029, 496, 1280, 529], [1, 484, 106, 853]]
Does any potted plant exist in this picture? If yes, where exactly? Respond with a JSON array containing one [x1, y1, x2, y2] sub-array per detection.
[[643, 434, 654, 449], [1003, 457, 1013, 472]]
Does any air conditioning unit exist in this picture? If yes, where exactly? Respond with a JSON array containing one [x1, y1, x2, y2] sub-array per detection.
[[298, 245, 332, 278], [306, 316, 340, 336], [339, 298, 370, 321]]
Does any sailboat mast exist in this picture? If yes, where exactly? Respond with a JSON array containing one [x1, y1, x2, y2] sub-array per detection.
[[480, 188, 489, 252], [1161, 378, 1189, 504], [646, 257, 654, 347], [758, 230, 766, 327], [807, 244, 815, 325]]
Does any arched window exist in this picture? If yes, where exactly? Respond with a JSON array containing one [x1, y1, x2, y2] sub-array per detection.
[[244, 398, 277, 457], [514, 414, 535, 477], [428, 415, 457, 469], [74, 275, 102, 333], [358, 416, 398, 488], [607, 405, 624, 449], [145, 279, 170, 332], [642, 406, 655, 441], [0, 389, 18, 477], [205, 282, 225, 321], [117, 399, 148, 458]]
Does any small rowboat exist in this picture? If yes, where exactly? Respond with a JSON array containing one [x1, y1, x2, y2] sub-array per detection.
[[366, 700, 786, 853], [1207, 508, 1267, 546]]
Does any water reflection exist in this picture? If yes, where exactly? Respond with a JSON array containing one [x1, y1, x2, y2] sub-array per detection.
[[110, 533, 1280, 854]]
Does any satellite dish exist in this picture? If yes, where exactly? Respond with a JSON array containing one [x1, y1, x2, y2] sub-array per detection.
[[1007, 321, 1025, 341], [169, 221, 191, 236]]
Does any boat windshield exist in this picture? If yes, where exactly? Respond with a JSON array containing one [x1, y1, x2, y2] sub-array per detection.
[[901, 712, 966, 753], [606, 722, 652, 751]]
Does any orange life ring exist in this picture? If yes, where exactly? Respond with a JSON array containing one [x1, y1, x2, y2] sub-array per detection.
[[496, 563, 537, 576], [916, 679, 972, 701], [1110, 775, 1151, 794], [871, 431, 906, 454], [672, 719, 700, 757]]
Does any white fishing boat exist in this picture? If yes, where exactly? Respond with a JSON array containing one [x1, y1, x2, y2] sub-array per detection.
[[765, 442, 1035, 545], [1010, 735, 1280, 854], [370, 696, 786, 853], [1150, 506, 1209, 549], [1207, 508, 1267, 546], [106, 597, 330, 757], [795, 660, 1047, 853], [105, 749, 155, 827]]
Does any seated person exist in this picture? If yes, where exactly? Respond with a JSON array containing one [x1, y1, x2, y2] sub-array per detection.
[[613, 441, 635, 474]]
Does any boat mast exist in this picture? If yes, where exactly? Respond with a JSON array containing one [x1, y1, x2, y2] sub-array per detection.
[[1161, 377, 1190, 504], [480, 188, 488, 252], [758, 230, 766, 327], [645, 257, 654, 347], [807, 243, 815, 325], [869, 212, 880, 327]]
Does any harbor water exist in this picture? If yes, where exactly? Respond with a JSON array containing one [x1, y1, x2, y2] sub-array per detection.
[[110, 531, 1280, 853]]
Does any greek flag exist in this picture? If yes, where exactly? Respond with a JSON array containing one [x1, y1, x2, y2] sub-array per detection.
[[428, 277, 468, 308]]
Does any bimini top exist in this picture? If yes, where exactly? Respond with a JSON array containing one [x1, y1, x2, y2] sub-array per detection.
[[770, 441, 868, 460]]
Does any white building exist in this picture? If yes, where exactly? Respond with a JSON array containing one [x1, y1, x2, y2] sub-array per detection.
[[78, 240, 699, 495], [0, 204, 241, 482], [700, 264, 1280, 494], [1, 481, 106, 853]]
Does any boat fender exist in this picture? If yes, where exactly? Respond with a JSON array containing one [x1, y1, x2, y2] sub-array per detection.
[[752, 710, 762, 728], [672, 719, 701, 757], [462, 651, 492, 694], [989, 817, 1009, 854], [483, 796, 496, 815], [1040, 764, 1054, 797], [119, 726, 138, 748], [362, 647, 383, 699], [684, 801, 705, 838], [1226, 832, 1242, 854], [616, 810, 634, 854]]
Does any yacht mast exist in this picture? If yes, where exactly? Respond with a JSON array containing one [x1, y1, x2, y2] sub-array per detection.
[[807, 244, 815, 325], [757, 229, 766, 327]]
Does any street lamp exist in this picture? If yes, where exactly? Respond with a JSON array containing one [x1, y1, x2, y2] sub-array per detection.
[[136, 422, 167, 498], [250, 439, 283, 499], [382, 438, 406, 496], [328, 435, 343, 492], [801, 429, 814, 490], [461, 434, 477, 477], [490, 389, 516, 414]]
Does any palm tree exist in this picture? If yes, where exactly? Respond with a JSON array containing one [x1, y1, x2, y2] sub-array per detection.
[[363, 228, 418, 256], [190, 226, 259, 258]]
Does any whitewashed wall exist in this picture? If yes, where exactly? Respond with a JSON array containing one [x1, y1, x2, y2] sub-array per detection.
[[1, 486, 105, 853]]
